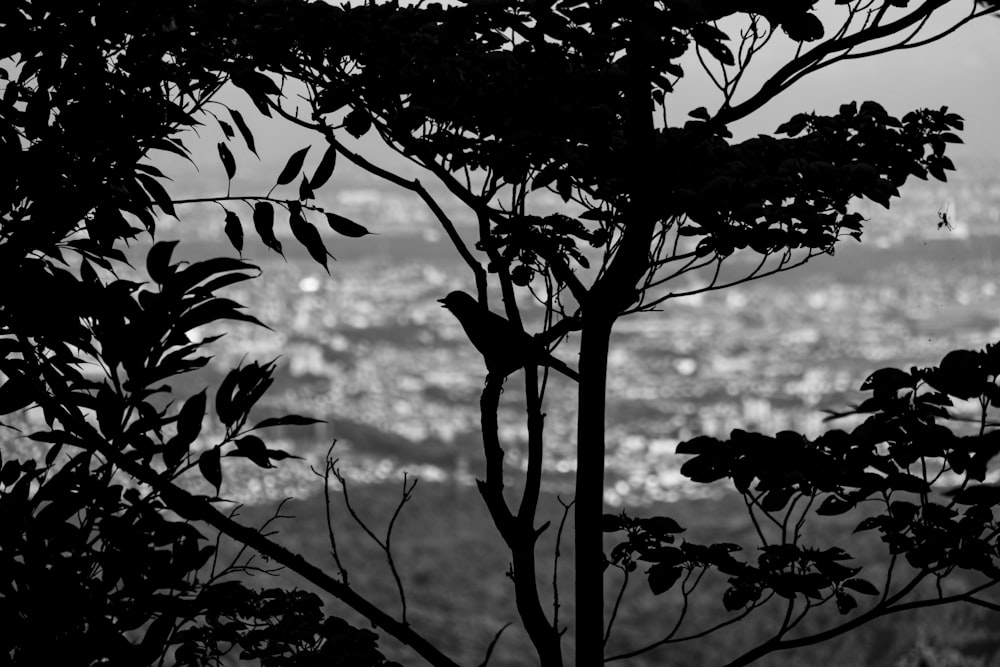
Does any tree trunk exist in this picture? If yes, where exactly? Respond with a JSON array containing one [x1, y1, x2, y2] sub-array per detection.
[[574, 315, 614, 665]]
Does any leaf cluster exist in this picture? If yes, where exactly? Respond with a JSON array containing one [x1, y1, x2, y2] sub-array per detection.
[[0, 2, 386, 664], [639, 342, 1000, 623]]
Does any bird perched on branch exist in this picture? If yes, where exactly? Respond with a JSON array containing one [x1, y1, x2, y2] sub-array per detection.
[[438, 290, 580, 382]]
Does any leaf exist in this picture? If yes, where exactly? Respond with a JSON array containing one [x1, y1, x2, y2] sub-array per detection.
[[885, 472, 930, 495], [176, 390, 207, 444], [227, 107, 258, 156], [253, 202, 282, 254], [861, 368, 913, 397], [949, 484, 1000, 507], [265, 448, 297, 462], [231, 69, 281, 97], [173, 257, 258, 294], [230, 70, 279, 117], [1, 460, 21, 486], [146, 240, 179, 285], [816, 495, 854, 516], [647, 563, 683, 595], [217, 142, 236, 181], [276, 146, 310, 186], [163, 433, 190, 470], [602, 513, 624, 533], [289, 207, 329, 271], [310, 145, 338, 189], [579, 209, 609, 222], [199, 446, 222, 493], [299, 175, 314, 201], [760, 488, 794, 512], [224, 210, 243, 254], [135, 173, 176, 217], [251, 415, 324, 431], [0, 376, 32, 415], [723, 585, 758, 611], [835, 590, 857, 614], [675, 435, 721, 455], [343, 108, 371, 138], [641, 516, 685, 535], [218, 119, 235, 140], [216, 368, 241, 427], [231, 435, 272, 468], [531, 163, 560, 191], [776, 114, 810, 137], [556, 174, 572, 202], [842, 578, 879, 596], [326, 212, 370, 238], [178, 297, 269, 332], [689, 106, 711, 121], [782, 12, 825, 41]]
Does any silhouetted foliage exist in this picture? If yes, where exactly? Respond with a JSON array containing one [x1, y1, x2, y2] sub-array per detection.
[[2, 0, 1000, 666]]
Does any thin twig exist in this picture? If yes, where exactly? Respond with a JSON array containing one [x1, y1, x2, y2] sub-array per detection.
[[310, 441, 348, 583], [603, 564, 630, 645], [551, 496, 574, 631], [476, 623, 512, 667], [333, 465, 417, 624]]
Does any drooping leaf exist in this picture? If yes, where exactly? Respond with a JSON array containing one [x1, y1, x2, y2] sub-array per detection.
[[218, 142, 236, 181], [227, 107, 258, 155], [216, 368, 241, 427], [218, 119, 235, 140], [253, 202, 282, 254], [176, 390, 207, 444], [224, 210, 243, 254], [289, 206, 329, 271], [0, 376, 32, 415], [199, 446, 222, 492]]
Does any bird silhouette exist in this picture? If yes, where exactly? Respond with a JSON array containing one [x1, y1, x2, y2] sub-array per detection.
[[438, 290, 580, 382]]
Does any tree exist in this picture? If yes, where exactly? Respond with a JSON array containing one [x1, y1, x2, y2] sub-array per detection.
[[3, 0, 1000, 666]]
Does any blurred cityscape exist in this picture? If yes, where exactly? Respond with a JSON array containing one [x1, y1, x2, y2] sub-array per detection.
[[8, 160, 1000, 507], [142, 158, 1000, 507]]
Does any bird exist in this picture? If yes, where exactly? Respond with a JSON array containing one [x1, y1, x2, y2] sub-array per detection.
[[438, 290, 580, 382]]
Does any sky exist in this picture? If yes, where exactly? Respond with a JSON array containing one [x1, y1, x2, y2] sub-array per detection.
[[172, 3, 1000, 194], [674, 4, 1000, 169]]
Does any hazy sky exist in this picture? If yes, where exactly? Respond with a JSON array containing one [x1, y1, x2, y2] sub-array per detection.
[[672, 4, 1000, 170], [173, 4, 1000, 192]]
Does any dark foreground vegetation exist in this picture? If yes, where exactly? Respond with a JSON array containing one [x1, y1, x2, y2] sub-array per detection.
[[4, 1, 1000, 666]]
